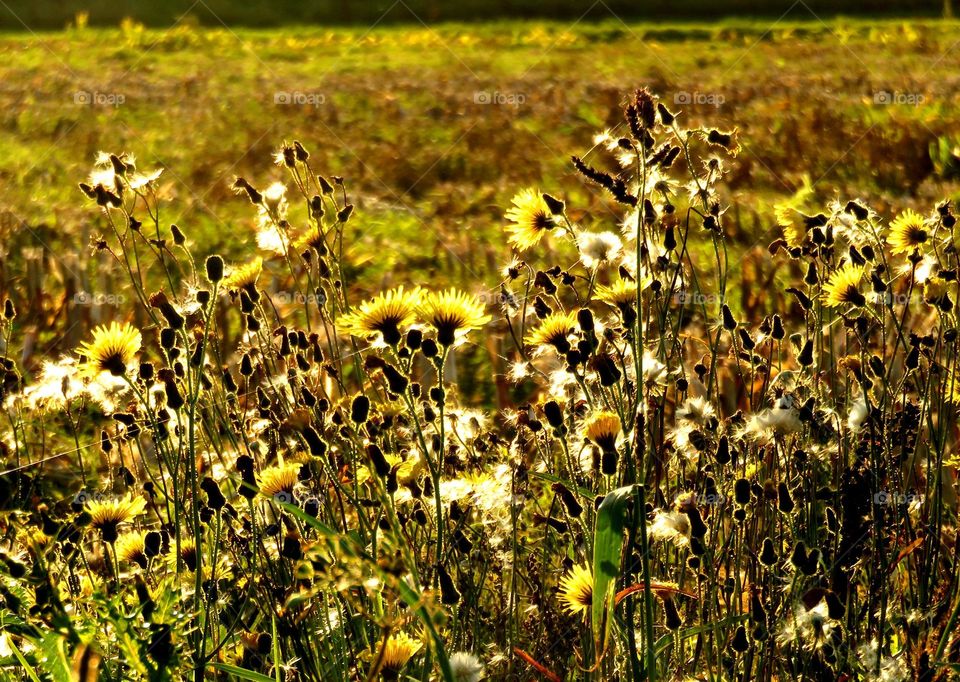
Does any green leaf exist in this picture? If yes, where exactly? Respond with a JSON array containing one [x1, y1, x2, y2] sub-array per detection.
[[210, 663, 277, 682], [39, 632, 70, 682], [8, 639, 41, 682], [591, 485, 636, 647]]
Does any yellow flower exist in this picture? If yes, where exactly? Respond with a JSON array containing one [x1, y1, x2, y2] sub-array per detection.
[[417, 289, 490, 346], [257, 462, 302, 504], [775, 204, 807, 248], [223, 256, 263, 292], [583, 411, 622, 452], [339, 286, 422, 346], [86, 494, 147, 542], [377, 631, 421, 674], [559, 563, 593, 615], [822, 263, 866, 308], [887, 209, 929, 256], [596, 279, 638, 308], [115, 530, 149, 568], [78, 322, 141, 377], [505, 188, 555, 251], [525, 312, 577, 354], [293, 227, 327, 254]]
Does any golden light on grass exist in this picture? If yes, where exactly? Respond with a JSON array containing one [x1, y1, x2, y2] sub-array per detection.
[[339, 286, 421, 346], [559, 563, 593, 616], [78, 321, 141, 378], [417, 289, 490, 346], [505, 188, 555, 251], [822, 263, 866, 308]]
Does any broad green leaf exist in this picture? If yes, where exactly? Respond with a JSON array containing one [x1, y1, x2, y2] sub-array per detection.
[[591, 485, 636, 647]]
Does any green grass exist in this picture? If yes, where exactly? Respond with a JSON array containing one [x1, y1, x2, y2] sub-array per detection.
[[1, 18, 959, 342]]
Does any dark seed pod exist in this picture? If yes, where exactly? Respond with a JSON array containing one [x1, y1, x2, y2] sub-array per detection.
[[365, 443, 390, 477], [381, 363, 408, 395], [663, 598, 682, 630], [759, 538, 777, 566], [798, 340, 814, 367], [715, 435, 730, 464], [302, 426, 327, 457], [731, 625, 749, 653], [789, 541, 808, 570], [734, 478, 751, 505], [721, 304, 737, 330], [552, 483, 583, 517], [543, 400, 564, 429], [351, 395, 370, 424], [437, 563, 461, 605], [205, 255, 224, 283], [777, 482, 795, 514], [200, 477, 226, 510]]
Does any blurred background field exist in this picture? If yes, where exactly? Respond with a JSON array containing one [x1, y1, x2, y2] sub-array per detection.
[[2, 15, 960, 365]]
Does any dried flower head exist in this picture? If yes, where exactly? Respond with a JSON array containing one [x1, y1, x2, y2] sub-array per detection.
[[577, 231, 623, 268]]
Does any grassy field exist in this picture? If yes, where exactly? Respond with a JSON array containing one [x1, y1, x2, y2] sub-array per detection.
[[4, 18, 960, 682], [2, 20, 959, 280]]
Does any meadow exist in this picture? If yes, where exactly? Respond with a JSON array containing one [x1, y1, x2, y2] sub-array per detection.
[[1, 16, 960, 682]]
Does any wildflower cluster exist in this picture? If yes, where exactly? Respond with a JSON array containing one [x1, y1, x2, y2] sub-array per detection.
[[0, 90, 958, 682]]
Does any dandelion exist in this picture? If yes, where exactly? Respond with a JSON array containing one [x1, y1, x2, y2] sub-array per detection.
[[559, 563, 593, 615], [115, 530, 149, 568], [596, 278, 638, 308], [822, 263, 866, 308], [583, 411, 621, 452], [339, 286, 421, 346], [887, 209, 929, 255], [505, 188, 555, 251], [222, 257, 263, 293], [584, 411, 621, 475], [525, 312, 577, 354], [577, 231, 622, 268], [448, 651, 484, 682], [417, 289, 490, 346], [377, 632, 421, 678], [257, 462, 301, 504], [78, 322, 142, 378], [86, 493, 147, 543]]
